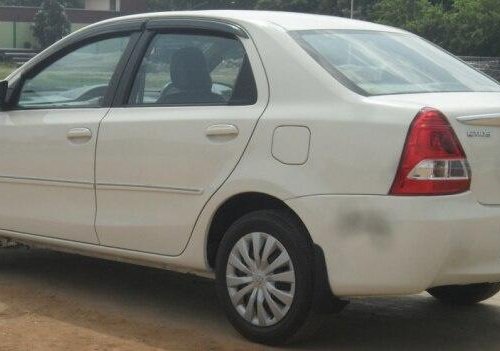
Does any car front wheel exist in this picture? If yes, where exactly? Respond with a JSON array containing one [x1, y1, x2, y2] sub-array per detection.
[[215, 209, 319, 345], [427, 283, 500, 305]]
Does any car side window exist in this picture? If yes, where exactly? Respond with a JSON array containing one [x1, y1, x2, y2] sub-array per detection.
[[128, 32, 257, 106], [18, 36, 131, 109]]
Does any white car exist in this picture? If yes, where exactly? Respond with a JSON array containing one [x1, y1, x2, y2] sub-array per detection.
[[1, 10, 500, 345]]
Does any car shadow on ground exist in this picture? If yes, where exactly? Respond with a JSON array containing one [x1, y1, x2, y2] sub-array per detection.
[[1, 248, 500, 350]]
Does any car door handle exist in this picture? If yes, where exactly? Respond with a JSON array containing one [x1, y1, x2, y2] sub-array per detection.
[[67, 128, 92, 140], [206, 124, 239, 137]]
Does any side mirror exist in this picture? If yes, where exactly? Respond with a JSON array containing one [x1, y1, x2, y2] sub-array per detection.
[[0, 81, 7, 110]]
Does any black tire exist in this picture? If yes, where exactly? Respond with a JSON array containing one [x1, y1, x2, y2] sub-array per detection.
[[428, 283, 500, 305], [215, 209, 321, 345]]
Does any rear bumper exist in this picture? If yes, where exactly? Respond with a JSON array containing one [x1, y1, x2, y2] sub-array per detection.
[[286, 192, 500, 297]]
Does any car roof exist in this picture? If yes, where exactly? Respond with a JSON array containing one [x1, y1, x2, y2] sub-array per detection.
[[92, 10, 404, 33]]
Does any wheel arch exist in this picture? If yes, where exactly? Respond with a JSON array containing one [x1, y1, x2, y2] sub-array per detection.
[[205, 192, 310, 269]]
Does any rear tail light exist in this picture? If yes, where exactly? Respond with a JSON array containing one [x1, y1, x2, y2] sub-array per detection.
[[390, 108, 471, 196]]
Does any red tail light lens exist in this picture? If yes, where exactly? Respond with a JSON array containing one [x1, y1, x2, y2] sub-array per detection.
[[390, 108, 470, 196]]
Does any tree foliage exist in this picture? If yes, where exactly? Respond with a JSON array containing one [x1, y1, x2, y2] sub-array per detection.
[[372, 0, 500, 56], [32, 0, 71, 48], [446, 0, 500, 56], [147, 0, 251, 11], [254, 0, 318, 12]]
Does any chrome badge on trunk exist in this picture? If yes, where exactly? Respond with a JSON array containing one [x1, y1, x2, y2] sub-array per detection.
[[467, 130, 491, 138]]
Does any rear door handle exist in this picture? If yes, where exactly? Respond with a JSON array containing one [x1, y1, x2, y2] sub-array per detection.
[[206, 124, 239, 137], [67, 128, 92, 141]]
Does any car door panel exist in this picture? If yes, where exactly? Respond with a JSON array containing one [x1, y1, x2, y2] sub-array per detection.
[[95, 105, 264, 254], [0, 33, 137, 243], [95, 30, 268, 256], [0, 109, 104, 243]]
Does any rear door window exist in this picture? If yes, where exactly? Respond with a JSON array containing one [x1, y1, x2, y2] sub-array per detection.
[[128, 32, 257, 106]]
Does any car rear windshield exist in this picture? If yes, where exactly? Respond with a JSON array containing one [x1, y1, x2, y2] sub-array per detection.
[[292, 30, 500, 96]]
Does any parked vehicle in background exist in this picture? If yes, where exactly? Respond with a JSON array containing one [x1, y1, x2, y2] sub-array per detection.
[[1, 11, 500, 345]]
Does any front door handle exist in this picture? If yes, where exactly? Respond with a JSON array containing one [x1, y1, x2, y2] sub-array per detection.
[[206, 124, 239, 137], [67, 128, 92, 141]]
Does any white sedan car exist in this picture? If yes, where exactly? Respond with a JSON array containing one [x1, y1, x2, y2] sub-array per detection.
[[1, 10, 500, 345]]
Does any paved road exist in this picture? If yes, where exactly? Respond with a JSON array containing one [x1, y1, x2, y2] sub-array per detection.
[[1, 248, 499, 351]]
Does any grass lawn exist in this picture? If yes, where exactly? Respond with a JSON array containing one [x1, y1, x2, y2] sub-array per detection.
[[0, 63, 16, 80]]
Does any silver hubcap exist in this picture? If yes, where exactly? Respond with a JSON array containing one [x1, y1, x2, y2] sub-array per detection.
[[226, 232, 296, 327]]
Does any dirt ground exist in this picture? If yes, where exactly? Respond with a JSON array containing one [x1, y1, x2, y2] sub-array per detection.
[[2, 249, 500, 351]]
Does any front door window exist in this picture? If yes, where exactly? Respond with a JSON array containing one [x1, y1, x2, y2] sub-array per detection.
[[18, 36, 130, 109]]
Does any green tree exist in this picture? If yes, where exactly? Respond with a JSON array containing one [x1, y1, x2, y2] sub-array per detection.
[[356, 0, 379, 19], [254, 0, 319, 12], [373, 0, 448, 47], [223, 0, 258, 9], [316, 0, 340, 15], [32, 0, 71, 49], [446, 0, 500, 56], [317, 0, 376, 18], [147, 0, 255, 11], [372, 0, 429, 27], [408, 3, 448, 47], [371, 0, 500, 56]]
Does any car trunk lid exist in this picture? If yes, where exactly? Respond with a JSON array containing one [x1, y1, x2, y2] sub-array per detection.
[[370, 92, 500, 204]]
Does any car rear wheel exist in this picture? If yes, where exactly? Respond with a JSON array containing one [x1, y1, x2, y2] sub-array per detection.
[[215, 209, 319, 345], [427, 283, 500, 305]]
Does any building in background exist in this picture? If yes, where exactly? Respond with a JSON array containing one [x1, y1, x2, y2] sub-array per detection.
[[85, 0, 147, 13], [0, 0, 147, 49], [85, 0, 121, 11]]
